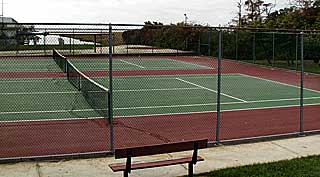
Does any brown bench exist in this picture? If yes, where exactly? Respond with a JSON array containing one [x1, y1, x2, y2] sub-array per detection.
[[109, 139, 208, 177]]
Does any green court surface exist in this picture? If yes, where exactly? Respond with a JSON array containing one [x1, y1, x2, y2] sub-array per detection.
[[0, 58, 212, 72], [1, 74, 320, 122]]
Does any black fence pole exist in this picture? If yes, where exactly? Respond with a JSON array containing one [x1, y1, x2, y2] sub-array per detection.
[[108, 24, 115, 152], [216, 30, 222, 145], [208, 28, 212, 57], [296, 34, 299, 71], [44, 29, 47, 55], [300, 32, 304, 136], [235, 30, 238, 61], [72, 29, 75, 56], [253, 32, 256, 64], [94, 34, 97, 53], [272, 32, 275, 67]]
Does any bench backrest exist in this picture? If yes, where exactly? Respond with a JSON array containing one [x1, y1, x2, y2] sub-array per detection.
[[115, 139, 208, 159]]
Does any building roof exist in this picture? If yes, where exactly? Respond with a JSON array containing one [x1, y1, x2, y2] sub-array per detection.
[[0, 17, 18, 23]]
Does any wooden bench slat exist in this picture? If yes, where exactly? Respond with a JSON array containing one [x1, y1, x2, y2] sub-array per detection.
[[115, 139, 208, 158], [109, 156, 204, 172]]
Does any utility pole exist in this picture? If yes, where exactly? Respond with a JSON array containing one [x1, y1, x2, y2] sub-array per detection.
[[1, 0, 3, 17], [1, 0, 3, 24], [184, 14, 188, 26], [237, 0, 242, 27]]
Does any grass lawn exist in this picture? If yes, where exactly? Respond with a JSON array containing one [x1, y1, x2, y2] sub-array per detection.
[[193, 155, 320, 177]]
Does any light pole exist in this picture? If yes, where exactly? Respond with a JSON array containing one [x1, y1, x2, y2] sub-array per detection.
[[184, 14, 188, 26], [1, 0, 3, 24], [1, 0, 4, 17]]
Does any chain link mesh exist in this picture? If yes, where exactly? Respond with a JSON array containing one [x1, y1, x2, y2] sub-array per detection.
[[0, 23, 319, 160]]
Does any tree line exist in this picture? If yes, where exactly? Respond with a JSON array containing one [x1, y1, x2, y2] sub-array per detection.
[[122, 1, 320, 66]]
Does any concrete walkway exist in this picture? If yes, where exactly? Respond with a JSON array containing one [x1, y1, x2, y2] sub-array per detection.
[[1, 135, 320, 177]]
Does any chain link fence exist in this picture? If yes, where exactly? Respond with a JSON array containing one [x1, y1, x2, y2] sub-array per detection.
[[0, 23, 319, 161]]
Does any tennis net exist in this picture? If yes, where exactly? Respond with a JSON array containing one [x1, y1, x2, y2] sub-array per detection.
[[53, 49, 109, 118], [53, 49, 67, 72]]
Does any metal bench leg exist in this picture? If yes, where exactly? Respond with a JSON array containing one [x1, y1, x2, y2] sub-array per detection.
[[188, 162, 193, 177], [124, 170, 129, 177]]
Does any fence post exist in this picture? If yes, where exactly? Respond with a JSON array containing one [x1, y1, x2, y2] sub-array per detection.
[[108, 24, 115, 152], [72, 29, 75, 56], [151, 31, 154, 54], [44, 29, 47, 55], [296, 34, 299, 71], [94, 34, 97, 53], [235, 30, 238, 61], [16, 31, 19, 55], [100, 30, 103, 54], [69, 33, 72, 54], [299, 32, 304, 136], [272, 32, 275, 67], [216, 29, 222, 145], [208, 28, 212, 57], [253, 32, 256, 64], [198, 35, 201, 55]]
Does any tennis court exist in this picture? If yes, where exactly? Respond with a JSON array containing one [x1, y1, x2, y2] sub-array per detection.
[[1, 74, 320, 121], [0, 57, 212, 73], [1, 52, 320, 160], [1, 56, 320, 121]]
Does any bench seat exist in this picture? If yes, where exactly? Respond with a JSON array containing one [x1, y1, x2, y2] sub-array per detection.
[[109, 156, 204, 172]]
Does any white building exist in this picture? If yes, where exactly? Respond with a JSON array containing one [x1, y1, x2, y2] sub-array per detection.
[[0, 17, 19, 45]]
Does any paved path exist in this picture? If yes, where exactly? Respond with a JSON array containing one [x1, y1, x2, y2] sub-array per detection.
[[1, 135, 320, 177]]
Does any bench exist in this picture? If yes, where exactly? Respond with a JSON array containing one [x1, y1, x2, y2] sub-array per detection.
[[109, 139, 208, 177]]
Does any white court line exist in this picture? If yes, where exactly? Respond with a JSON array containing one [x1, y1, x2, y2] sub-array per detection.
[[114, 87, 201, 92], [4, 102, 320, 123], [1, 69, 58, 72], [175, 77, 247, 102], [0, 88, 201, 96], [0, 109, 103, 115], [0, 91, 79, 95], [240, 73, 320, 94], [166, 58, 214, 69], [116, 103, 320, 119], [112, 96, 320, 111], [120, 59, 145, 69], [0, 77, 67, 81], [0, 74, 242, 83], [112, 73, 239, 79], [0, 116, 105, 123], [1, 96, 320, 116]]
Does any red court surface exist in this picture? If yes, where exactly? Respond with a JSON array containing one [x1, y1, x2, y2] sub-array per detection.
[[0, 56, 319, 160]]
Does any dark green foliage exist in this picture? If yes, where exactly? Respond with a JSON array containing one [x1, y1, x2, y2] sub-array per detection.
[[122, 23, 208, 53]]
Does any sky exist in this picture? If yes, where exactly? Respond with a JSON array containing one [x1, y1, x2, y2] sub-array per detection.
[[4, 0, 290, 26]]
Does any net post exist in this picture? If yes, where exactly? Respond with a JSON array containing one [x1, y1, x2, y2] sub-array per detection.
[[108, 23, 115, 153], [299, 32, 304, 136], [216, 29, 222, 145]]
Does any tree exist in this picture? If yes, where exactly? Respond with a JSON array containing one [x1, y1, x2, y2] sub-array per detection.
[[290, 0, 315, 9], [243, 0, 274, 27]]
